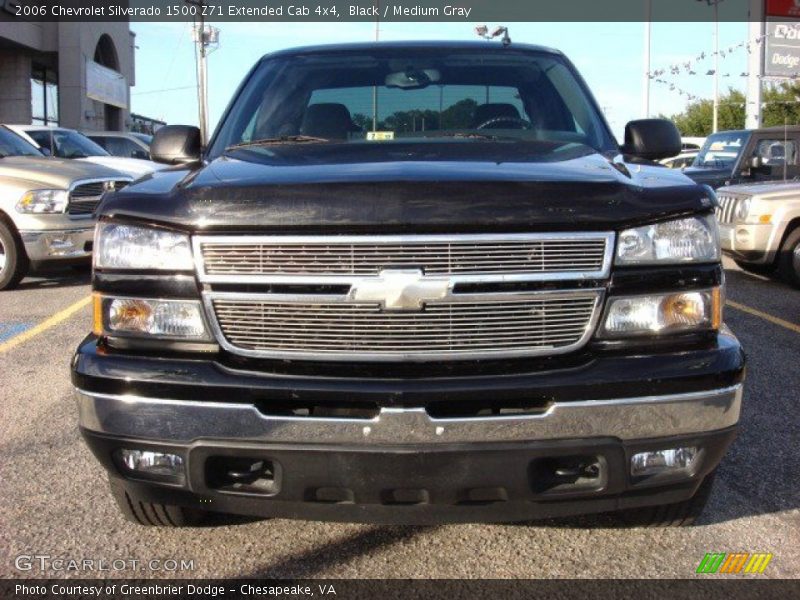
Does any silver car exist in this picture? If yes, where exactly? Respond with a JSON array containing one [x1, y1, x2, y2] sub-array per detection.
[[0, 126, 130, 290]]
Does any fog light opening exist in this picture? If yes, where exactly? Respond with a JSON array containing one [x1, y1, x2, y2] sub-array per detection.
[[630, 446, 700, 478], [114, 449, 185, 483]]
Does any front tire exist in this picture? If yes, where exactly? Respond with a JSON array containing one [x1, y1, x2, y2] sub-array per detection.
[[620, 471, 716, 527], [109, 478, 208, 527], [0, 219, 29, 291], [777, 227, 800, 288], [734, 259, 774, 277]]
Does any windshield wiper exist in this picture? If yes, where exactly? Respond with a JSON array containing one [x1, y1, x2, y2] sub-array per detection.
[[430, 132, 505, 140], [226, 135, 330, 150]]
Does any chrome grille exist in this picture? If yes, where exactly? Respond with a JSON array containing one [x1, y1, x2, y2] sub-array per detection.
[[68, 179, 130, 216], [206, 291, 603, 361], [716, 193, 742, 224], [196, 233, 614, 282]]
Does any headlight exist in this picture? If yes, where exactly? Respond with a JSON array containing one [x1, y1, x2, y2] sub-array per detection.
[[93, 295, 211, 340], [599, 289, 721, 338], [16, 189, 69, 214], [734, 198, 752, 222], [94, 222, 193, 270], [616, 216, 719, 265]]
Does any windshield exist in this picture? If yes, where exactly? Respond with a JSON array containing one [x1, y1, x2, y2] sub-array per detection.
[[0, 127, 44, 158], [34, 129, 110, 158], [209, 47, 616, 157], [693, 132, 747, 168]]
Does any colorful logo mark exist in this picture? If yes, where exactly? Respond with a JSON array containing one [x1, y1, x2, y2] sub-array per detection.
[[696, 552, 773, 574]]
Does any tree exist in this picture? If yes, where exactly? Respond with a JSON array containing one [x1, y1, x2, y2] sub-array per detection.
[[352, 98, 480, 133], [663, 82, 800, 136]]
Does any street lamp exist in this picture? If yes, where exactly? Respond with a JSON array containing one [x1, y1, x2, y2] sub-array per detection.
[[697, 0, 725, 133]]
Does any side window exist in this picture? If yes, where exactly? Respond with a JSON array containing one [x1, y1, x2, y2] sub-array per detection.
[[105, 137, 142, 157], [90, 136, 108, 150], [751, 138, 798, 167], [120, 138, 145, 158], [27, 130, 51, 151]]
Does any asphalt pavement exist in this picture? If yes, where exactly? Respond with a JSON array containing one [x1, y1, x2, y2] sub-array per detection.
[[1, 258, 798, 579]]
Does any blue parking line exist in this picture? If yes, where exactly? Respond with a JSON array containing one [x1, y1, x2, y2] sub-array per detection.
[[0, 322, 34, 343]]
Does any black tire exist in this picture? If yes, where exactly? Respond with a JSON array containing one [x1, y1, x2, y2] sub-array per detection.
[[109, 478, 207, 527], [776, 227, 800, 288], [734, 259, 774, 276], [620, 471, 716, 528], [0, 219, 29, 291]]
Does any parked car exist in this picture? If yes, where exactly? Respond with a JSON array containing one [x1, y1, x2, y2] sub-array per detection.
[[73, 41, 743, 528], [681, 136, 706, 151], [661, 151, 698, 169], [716, 180, 800, 286], [0, 125, 130, 290], [86, 131, 152, 160], [684, 126, 800, 189], [6, 125, 163, 179]]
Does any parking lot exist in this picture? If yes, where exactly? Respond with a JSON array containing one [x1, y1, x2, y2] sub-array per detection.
[[0, 257, 797, 579]]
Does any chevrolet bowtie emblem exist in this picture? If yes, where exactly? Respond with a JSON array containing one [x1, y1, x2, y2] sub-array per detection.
[[349, 269, 451, 311]]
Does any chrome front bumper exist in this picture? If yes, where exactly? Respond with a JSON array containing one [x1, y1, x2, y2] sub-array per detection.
[[76, 385, 742, 446], [20, 227, 93, 261]]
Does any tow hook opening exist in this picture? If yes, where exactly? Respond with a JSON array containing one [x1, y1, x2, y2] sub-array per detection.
[[205, 456, 280, 496], [529, 455, 607, 495]]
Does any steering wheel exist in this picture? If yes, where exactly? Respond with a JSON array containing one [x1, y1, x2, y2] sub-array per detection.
[[475, 116, 533, 130]]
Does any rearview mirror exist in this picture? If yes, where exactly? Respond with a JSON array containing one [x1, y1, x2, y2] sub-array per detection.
[[150, 125, 202, 165], [385, 68, 441, 89], [621, 119, 682, 161]]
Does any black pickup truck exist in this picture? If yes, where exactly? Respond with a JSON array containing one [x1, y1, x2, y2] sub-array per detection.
[[684, 125, 800, 189], [72, 41, 744, 527]]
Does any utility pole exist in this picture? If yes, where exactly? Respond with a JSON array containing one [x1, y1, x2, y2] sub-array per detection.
[[712, 0, 719, 133], [187, 0, 219, 144], [642, 0, 651, 118], [746, 0, 764, 129], [372, 0, 379, 131]]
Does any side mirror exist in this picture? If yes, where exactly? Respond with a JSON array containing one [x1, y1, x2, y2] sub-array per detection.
[[750, 156, 763, 169], [150, 125, 202, 165], [621, 118, 682, 161], [131, 149, 149, 160], [39, 147, 51, 157]]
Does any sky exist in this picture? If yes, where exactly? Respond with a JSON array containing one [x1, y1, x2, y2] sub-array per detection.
[[129, 19, 752, 141]]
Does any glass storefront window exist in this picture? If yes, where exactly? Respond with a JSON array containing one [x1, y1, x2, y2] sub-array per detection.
[[30, 65, 59, 126]]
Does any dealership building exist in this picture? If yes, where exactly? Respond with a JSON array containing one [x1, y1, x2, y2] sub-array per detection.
[[0, 13, 135, 131]]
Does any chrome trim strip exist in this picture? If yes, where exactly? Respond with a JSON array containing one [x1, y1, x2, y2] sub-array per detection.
[[192, 232, 616, 284], [68, 176, 133, 193], [75, 384, 742, 445], [202, 288, 605, 362], [67, 176, 134, 219]]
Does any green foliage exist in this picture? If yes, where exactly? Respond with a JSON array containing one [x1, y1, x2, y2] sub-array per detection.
[[664, 82, 800, 136], [353, 99, 479, 133]]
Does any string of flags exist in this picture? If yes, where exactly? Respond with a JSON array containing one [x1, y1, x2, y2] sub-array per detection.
[[646, 34, 768, 80], [646, 32, 800, 103]]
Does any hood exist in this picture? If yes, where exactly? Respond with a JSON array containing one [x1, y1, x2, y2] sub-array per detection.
[[682, 165, 732, 188], [718, 180, 800, 198], [0, 155, 127, 189], [101, 140, 713, 232], [78, 156, 165, 178]]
